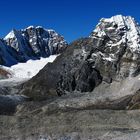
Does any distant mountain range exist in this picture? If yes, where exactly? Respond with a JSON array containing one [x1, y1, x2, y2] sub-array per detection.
[[0, 26, 67, 66]]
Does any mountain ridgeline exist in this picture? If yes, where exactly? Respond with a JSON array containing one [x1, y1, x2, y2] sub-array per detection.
[[0, 26, 67, 66], [21, 15, 140, 100]]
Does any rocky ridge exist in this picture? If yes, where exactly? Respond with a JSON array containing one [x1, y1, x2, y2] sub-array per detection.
[[21, 15, 140, 101]]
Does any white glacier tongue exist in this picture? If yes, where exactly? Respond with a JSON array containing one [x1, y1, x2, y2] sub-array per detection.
[[91, 15, 140, 53], [2, 55, 58, 79]]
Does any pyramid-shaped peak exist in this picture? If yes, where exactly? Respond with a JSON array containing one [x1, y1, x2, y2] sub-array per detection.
[[90, 15, 140, 52]]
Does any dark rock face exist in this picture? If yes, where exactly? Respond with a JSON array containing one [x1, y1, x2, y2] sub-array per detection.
[[0, 39, 19, 66], [20, 38, 103, 100], [0, 26, 67, 66]]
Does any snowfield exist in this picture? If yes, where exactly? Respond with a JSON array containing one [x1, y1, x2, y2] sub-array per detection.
[[2, 55, 58, 79]]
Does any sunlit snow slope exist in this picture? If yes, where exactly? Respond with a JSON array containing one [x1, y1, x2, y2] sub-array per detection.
[[2, 55, 58, 79]]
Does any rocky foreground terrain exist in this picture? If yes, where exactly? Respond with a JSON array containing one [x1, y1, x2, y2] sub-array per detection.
[[1, 15, 140, 140]]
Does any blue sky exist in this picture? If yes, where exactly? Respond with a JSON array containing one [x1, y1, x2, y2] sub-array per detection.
[[1, 0, 140, 42]]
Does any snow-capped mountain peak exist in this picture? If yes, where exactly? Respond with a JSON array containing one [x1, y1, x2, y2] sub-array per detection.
[[26, 25, 34, 30], [89, 15, 140, 78], [91, 15, 140, 53], [0, 26, 67, 66]]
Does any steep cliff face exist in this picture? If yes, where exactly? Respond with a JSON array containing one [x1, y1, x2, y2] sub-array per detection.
[[21, 15, 140, 100], [90, 15, 140, 80], [0, 26, 67, 66], [0, 39, 18, 66]]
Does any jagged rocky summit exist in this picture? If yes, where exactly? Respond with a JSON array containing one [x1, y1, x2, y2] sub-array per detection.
[[90, 15, 140, 78], [0, 26, 67, 66]]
